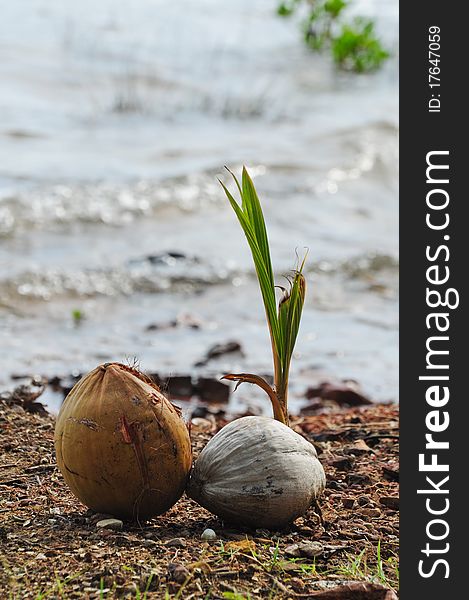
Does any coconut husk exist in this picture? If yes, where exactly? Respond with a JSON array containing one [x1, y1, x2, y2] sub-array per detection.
[[54, 362, 192, 520], [187, 416, 325, 529]]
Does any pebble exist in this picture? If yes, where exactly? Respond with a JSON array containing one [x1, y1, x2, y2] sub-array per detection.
[[96, 518, 123, 531], [165, 537, 186, 548], [327, 480, 347, 490], [168, 563, 190, 583], [98, 529, 113, 537], [330, 456, 354, 471], [201, 528, 217, 541], [347, 473, 372, 486], [89, 512, 114, 524], [35, 553, 47, 560], [297, 526, 313, 534], [342, 497, 355, 509], [285, 541, 324, 559], [191, 417, 212, 430], [285, 544, 301, 558], [358, 507, 381, 518], [379, 496, 399, 510]]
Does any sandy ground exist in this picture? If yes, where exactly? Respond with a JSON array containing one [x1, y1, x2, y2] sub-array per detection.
[[0, 399, 398, 599]]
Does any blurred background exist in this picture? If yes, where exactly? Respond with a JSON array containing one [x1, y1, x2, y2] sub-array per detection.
[[0, 0, 398, 415]]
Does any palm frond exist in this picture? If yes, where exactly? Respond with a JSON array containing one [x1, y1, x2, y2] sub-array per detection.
[[219, 172, 280, 349], [219, 167, 307, 425]]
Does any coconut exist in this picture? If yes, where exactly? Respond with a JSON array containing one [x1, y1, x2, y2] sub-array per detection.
[[54, 363, 192, 520], [187, 416, 325, 529]]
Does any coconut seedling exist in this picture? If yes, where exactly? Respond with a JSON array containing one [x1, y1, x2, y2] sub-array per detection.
[[187, 167, 325, 529], [55, 362, 192, 520]]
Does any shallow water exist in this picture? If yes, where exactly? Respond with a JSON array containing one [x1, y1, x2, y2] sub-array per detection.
[[0, 0, 398, 414]]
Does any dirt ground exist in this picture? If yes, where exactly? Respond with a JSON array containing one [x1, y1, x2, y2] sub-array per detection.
[[0, 398, 398, 599]]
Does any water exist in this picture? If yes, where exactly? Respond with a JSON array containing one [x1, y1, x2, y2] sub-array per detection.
[[0, 0, 398, 414]]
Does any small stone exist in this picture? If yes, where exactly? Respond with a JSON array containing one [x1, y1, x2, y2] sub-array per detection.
[[78, 550, 93, 562], [344, 439, 374, 455], [297, 541, 324, 558], [305, 382, 372, 406], [196, 378, 230, 403], [195, 341, 243, 368], [35, 553, 47, 560], [359, 508, 381, 518], [166, 537, 186, 548], [382, 466, 399, 481], [89, 512, 114, 524], [96, 518, 123, 531], [330, 456, 354, 471], [98, 528, 113, 537], [347, 473, 372, 486], [342, 497, 355, 509], [285, 541, 323, 559], [285, 543, 301, 557], [327, 480, 347, 490], [297, 526, 313, 534], [201, 528, 217, 541], [379, 496, 399, 511], [168, 563, 190, 583], [290, 577, 305, 592], [191, 417, 212, 429]]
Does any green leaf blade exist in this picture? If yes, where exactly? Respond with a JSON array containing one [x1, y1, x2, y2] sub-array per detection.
[[219, 175, 280, 350], [219, 167, 308, 424]]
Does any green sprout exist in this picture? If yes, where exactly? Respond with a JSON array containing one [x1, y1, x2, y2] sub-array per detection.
[[219, 167, 306, 425]]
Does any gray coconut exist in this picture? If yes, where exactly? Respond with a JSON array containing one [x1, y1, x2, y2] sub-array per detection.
[[187, 416, 325, 529]]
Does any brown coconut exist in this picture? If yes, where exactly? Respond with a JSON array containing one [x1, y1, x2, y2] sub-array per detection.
[[54, 363, 192, 520]]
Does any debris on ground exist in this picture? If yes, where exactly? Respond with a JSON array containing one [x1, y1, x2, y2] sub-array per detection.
[[0, 398, 399, 598]]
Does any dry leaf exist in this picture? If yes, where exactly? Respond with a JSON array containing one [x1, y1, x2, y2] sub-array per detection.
[[224, 539, 257, 553]]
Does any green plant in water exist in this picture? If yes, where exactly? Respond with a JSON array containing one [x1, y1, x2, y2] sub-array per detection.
[[71, 309, 85, 325], [219, 167, 306, 425], [277, 0, 389, 72], [332, 18, 389, 72]]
